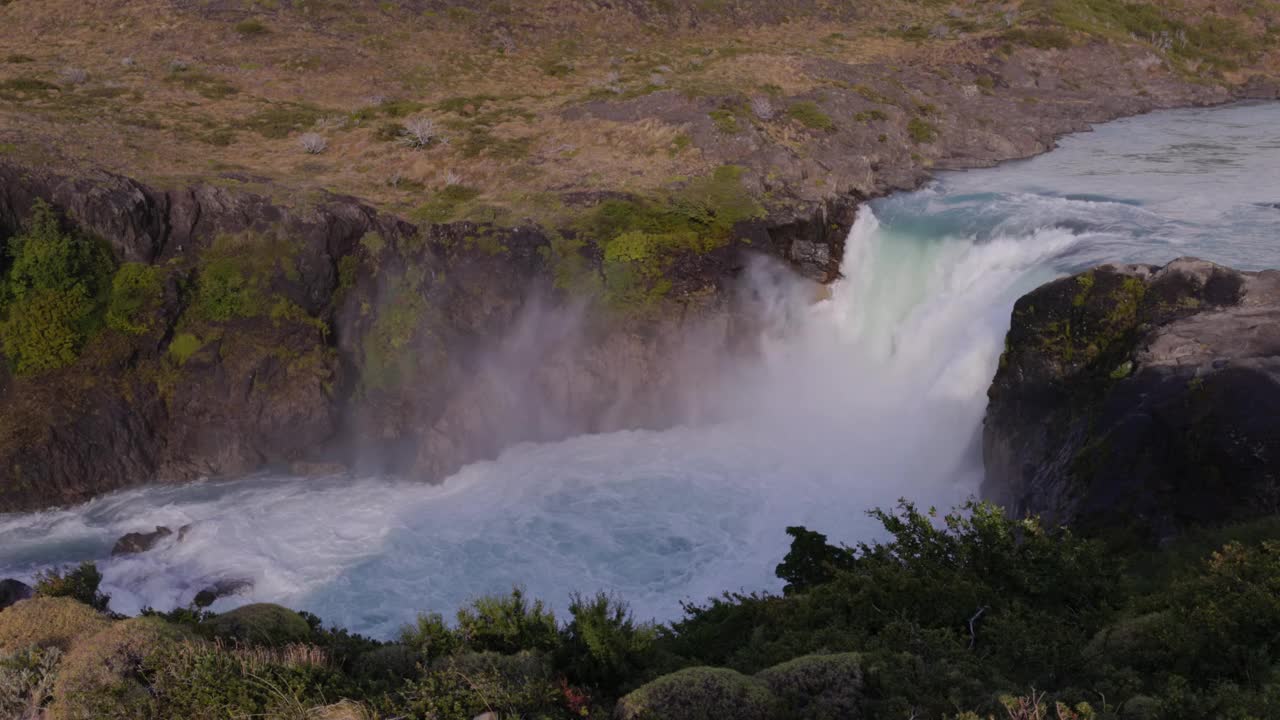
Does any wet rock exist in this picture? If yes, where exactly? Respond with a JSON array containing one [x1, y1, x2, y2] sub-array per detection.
[[111, 526, 173, 556], [192, 579, 253, 608], [0, 578, 34, 610], [984, 258, 1280, 538], [288, 461, 349, 477]]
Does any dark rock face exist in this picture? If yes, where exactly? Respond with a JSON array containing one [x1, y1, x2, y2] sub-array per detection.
[[193, 579, 253, 608], [0, 578, 34, 610], [111, 526, 174, 556], [984, 258, 1280, 539]]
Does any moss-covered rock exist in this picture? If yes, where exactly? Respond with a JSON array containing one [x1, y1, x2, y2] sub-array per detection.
[[614, 666, 778, 720], [48, 616, 189, 720], [984, 258, 1280, 537], [204, 603, 312, 646], [0, 597, 110, 652], [756, 652, 863, 719]]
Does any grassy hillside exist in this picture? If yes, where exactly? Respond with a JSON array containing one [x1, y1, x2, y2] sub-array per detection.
[[0, 0, 1275, 227]]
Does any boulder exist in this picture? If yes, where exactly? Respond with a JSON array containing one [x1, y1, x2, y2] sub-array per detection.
[[111, 526, 173, 556], [0, 578, 34, 610], [191, 578, 253, 608], [984, 258, 1280, 538]]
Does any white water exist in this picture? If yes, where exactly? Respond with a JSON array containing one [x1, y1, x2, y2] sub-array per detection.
[[3, 102, 1280, 638]]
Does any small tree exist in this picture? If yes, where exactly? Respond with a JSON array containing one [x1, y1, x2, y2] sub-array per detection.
[[33, 562, 110, 612]]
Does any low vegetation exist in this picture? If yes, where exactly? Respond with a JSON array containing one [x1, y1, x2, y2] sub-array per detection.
[[3, 502, 1277, 718]]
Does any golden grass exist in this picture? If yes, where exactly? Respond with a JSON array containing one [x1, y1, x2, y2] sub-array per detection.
[[0, 598, 110, 653]]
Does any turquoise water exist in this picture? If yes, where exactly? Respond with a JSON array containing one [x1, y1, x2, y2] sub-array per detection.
[[2, 102, 1278, 638]]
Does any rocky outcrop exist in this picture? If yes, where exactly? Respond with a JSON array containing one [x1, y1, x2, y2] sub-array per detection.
[[111, 526, 176, 556], [984, 258, 1280, 539], [0, 578, 33, 611]]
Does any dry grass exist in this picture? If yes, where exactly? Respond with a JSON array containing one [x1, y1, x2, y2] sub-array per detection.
[[0, 0, 967, 213], [0, 0, 1273, 223], [0, 598, 110, 653]]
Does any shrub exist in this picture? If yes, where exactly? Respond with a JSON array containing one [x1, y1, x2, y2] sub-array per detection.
[[0, 646, 61, 719], [400, 651, 562, 719], [167, 332, 202, 365], [146, 638, 354, 718], [786, 101, 835, 131], [557, 592, 657, 695], [400, 612, 459, 662], [0, 201, 113, 374], [33, 562, 110, 612], [755, 653, 863, 720], [194, 257, 261, 321], [908, 117, 937, 143], [234, 18, 269, 37], [205, 604, 313, 647], [709, 109, 740, 134], [401, 116, 441, 148], [0, 598, 109, 653], [48, 617, 188, 720], [299, 132, 327, 154], [455, 588, 558, 655], [615, 666, 777, 720], [750, 96, 776, 120], [105, 263, 162, 334]]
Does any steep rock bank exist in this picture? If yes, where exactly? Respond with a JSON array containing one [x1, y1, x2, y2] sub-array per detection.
[[984, 258, 1280, 539], [0, 161, 821, 511]]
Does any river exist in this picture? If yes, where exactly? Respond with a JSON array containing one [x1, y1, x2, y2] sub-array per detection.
[[2, 101, 1279, 638]]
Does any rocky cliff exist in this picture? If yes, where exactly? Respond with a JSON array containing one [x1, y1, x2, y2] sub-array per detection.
[[0, 160, 829, 511], [984, 258, 1280, 539]]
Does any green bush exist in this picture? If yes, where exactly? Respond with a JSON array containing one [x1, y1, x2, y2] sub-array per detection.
[[204, 603, 313, 646], [907, 117, 937, 143], [400, 612, 459, 662], [194, 257, 261, 321], [615, 666, 777, 720], [557, 592, 656, 695], [756, 653, 863, 719], [34, 562, 111, 612], [786, 101, 835, 131], [455, 588, 558, 655], [400, 651, 563, 719], [0, 201, 113, 374], [105, 262, 163, 334], [146, 638, 354, 718]]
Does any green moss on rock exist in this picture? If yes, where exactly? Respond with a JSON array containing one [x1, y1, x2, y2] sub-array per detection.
[[615, 666, 777, 720]]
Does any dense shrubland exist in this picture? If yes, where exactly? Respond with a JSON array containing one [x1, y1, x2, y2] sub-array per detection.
[[2, 501, 1278, 719]]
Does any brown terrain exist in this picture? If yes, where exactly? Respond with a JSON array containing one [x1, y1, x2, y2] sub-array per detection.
[[0, 0, 1278, 510]]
